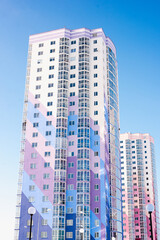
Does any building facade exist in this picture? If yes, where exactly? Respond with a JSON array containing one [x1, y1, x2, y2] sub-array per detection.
[[120, 133, 160, 240], [14, 28, 122, 240]]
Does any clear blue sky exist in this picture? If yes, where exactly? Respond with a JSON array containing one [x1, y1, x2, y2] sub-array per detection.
[[0, 0, 160, 238]]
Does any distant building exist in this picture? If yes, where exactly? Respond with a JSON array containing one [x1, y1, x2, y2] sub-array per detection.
[[120, 133, 160, 240], [14, 28, 123, 240]]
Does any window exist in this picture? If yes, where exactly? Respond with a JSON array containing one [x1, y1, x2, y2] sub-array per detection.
[[29, 196, 35, 203], [71, 48, 76, 53], [94, 162, 98, 167], [94, 92, 98, 96], [95, 232, 99, 238], [42, 219, 48, 225], [47, 111, 52, 116], [66, 232, 73, 238], [68, 173, 74, 179], [94, 141, 98, 146], [49, 74, 54, 79], [95, 208, 99, 214], [50, 57, 55, 61], [70, 83, 75, 87], [94, 101, 98, 105], [31, 153, 37, 159], [32, 132, 38, 137], [70, 92, 75, 97], [34, 103, 40, 108], [50, 49, 55, 53], [67, 220, 73, 226], [42, 208, 49, 213], [95, 219, 99, 226], [67, 196, 73, 202], [46, 121, 52, 126], [94, 74, 98, 78], [94, 120, 98, 125], [70, 65, 76, 70], [68, 162, 74, 168], [38, 51, 43, 55], [49, 66, 54, 70], [30, 163, 36, 169], [47, 102, 53, 106], [32, 142, 37, 148], [43, 184, 49, 190], [34, 113, 39, 118], [71, 40, 76, 45], [44, 162, 50, 168], [44, 152, 51, 157], [42, 196, 49, 202], [94, 151, 99, 156], [94, 184, 99, 190], [69, 131, 75, 136], [93, 40, 97, 44], [70, 74, 75, 79], [36, 76, 41, 81], [48, 92, 53, 97], [94, 82, 98, 87], [94, 173, 99, 179], [94, 111, 98, 115], [36, 85, 41, 90], [68, 184, 74, 190], [50, 41, 55, 45], [94, 131, 98, 135], [45, 141, 51, 146], [29, 185, 35, 191], [46, 131, 51, 136], [68, 152, 74, 157], [43, 173, 50, 179], [37, 68, 42, 72], [39, 43, 44, 47], [30, 174, 36, 180], [69, 121, 75, 125], [35, 94, 40, 99], [69, 141, 74, 146], [67, 208, 73, 213], [70, 101, 75, 106], [93, 56, 97, 60], [69, 111, 75, 115], [94, 65, 98, 69], [48, 83, 54, 88], [94, 48, 98, 52]]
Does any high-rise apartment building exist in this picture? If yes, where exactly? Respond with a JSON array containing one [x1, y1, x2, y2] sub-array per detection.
[[120, 133, 160, 240], [14, 28, 122, 240]]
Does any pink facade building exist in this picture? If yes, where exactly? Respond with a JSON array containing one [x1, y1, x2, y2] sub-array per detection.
[[120, 133, 160, 240]]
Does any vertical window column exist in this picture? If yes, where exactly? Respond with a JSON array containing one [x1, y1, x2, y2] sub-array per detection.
[[76, 37, 90, 240], [52, 38, 69, 240]]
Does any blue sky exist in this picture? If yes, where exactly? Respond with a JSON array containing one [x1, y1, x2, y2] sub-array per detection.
[[0, 0, 160, 238]]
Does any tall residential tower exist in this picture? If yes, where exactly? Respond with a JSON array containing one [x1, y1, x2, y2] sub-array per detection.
[[14, 28, 122, 240], [120, 133, 160, 240]]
